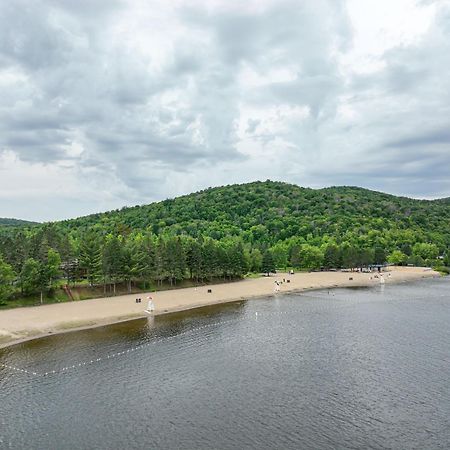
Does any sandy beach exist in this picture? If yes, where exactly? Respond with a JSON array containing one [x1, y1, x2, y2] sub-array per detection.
[[0, 266, 440, 349]]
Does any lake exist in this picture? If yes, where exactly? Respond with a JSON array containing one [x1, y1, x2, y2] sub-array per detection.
[[1, 277, 449, 449]]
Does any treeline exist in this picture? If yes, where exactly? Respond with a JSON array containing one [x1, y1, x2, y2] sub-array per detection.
[[0, 230, 250, 303], [0, 224, 448, 304]]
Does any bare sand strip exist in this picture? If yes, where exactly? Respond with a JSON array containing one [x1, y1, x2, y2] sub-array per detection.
[[0, 267, 440, 349]]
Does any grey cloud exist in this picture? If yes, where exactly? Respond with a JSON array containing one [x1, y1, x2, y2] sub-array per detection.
[[268, 74, 341, 118], [385, 128, 450, 148], [246, 119, 261, 134], [184, 0, 349, 119], [328, 2, 450, 200], [1, 0, 449, 221], [0, 2, 74, 70], [48, 0, 124, 17]]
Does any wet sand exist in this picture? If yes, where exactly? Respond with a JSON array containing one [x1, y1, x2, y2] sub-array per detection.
[[0, 266, 439, 348]]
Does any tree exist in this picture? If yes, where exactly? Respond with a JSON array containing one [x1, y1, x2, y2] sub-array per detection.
[[270, 242, 288, 270], [228, 241, 248, 277], [289, 245, 301, 268], [299, 244, 323, 270], [355, 248, 374, 268], [412, 243, 439, 261], [186, 238, 202, 281], [261, 251, 275, 276], [443, 250, 450, 267], [102, 235, 123, 294], [407, 254, 425, 267], [323, 244, 341, 269], [387, 250, 407, 266], [0, 255, 16, 302], [19, 258, 47, 303], [374, 247, 387, 265], [154, 238, 167, 286], [121, 241, 137, 293], [248, 248, 263, 273], [46, 248, 61, 291], [132, 233, 156, 288], [164, 237, 186, 285], [79, 232, 102, 286], [202, 239, 219, 280], [341, 244, 358, 269]]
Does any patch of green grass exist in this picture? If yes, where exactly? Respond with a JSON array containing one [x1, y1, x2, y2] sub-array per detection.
[[244, 272, 263, 279], [0, 290, 72, 309]]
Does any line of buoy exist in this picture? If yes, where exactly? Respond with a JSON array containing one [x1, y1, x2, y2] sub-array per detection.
[[2, 291, 441, 379], [0, 317, 247, 378], [0, 311, 322, 378], [0, 310, 348, 377]]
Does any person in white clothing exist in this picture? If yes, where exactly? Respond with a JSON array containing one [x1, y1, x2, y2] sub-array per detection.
[[146, 296, 155, 313]]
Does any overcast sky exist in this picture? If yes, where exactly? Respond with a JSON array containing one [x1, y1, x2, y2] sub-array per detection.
[[1, 0, 449, 222]]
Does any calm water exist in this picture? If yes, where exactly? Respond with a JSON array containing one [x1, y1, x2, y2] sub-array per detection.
[[1, 278, 450, 449]]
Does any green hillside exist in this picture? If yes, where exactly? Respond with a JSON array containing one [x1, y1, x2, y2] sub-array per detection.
[[0, 181, 449, 306], [58, 181, 450, 248]]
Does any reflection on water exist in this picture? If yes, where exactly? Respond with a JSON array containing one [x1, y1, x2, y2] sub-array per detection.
[[1, 278, 450, 449]]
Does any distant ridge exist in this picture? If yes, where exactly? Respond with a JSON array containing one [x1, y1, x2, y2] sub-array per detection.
[[43, 180, 449, 248], [63, 181, 450, 224], [0, 218, 39, 227], [2, 181, 450, 231]]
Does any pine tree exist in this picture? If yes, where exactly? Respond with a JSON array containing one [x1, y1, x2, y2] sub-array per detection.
[[323, 244, 341, 269], [79, 232, 102, 286], [289, 245, 301, 268], [202, 239, 218, 281], [132, 233, 156, 289], [154, 237, 168, 286], [102, 235, 123, 294], [186, 239, 202, 281], [374, 247, 387, 265], [229, 242, 247, 277], [261, 251, 275, 276]]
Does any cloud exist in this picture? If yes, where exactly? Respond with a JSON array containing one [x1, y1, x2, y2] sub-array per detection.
[[0, 0, 449, 221]]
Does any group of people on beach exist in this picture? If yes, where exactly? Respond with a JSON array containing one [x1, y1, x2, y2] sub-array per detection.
[[274, 277, 292, 292]]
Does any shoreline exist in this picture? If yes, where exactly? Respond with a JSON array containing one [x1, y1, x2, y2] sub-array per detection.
[[0, 267, 440, 350]]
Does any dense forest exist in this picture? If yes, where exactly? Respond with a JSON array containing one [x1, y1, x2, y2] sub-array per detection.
[[0, 181, 449, 306]]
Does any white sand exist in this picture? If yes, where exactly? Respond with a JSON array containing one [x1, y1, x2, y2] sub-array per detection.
[[0, 266, 439, 348]]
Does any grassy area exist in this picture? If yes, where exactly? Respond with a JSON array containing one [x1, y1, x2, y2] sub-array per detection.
[[244, 272, 264, 279], [0, 292, 69, 309], [436, 266, 450, 275]]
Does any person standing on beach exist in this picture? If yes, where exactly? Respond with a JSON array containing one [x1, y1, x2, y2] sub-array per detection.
[[146, 296, 155, 313]]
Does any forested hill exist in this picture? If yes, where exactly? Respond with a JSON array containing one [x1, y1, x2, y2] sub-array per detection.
[[58, 181, 450, 247], [0, 181, 449, 305], [0, 218, 38, 228]]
